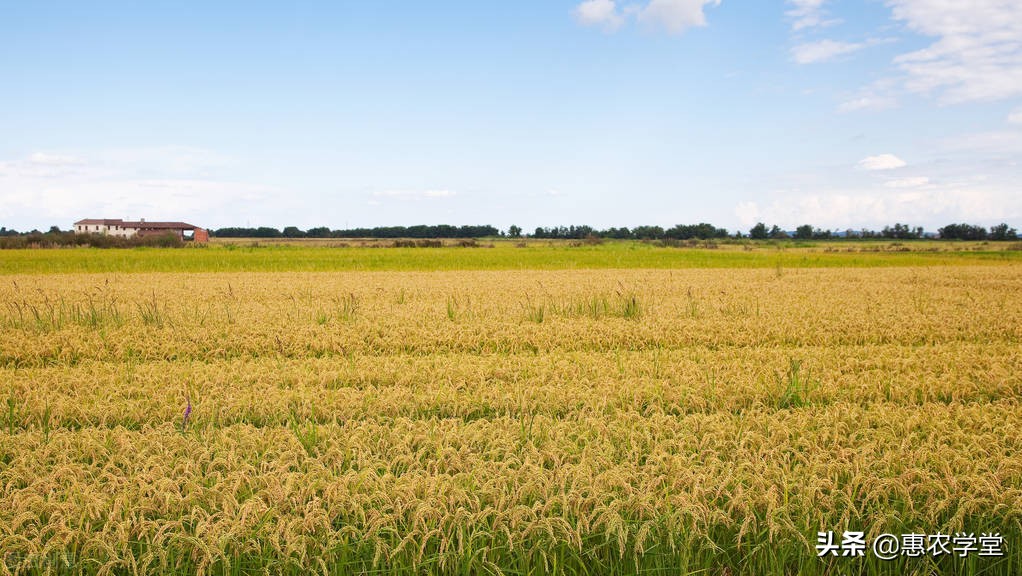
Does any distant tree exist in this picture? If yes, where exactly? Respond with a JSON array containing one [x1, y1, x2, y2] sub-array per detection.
[[632, 226, 665, 240], [253, 227, 282, 238], [573, 225, 594, 239], [305, 226, 331, 238], [768, 225, 788, 239], [749, 222, 769, 240], [282, 226, 305, 238], [507, 225, 522, 238], [793, 224, 814, 240], [989, 223, 1018, 241], [530, 225, 595, 240], [48, 225, 62, 234], [882, 223, 924, 239], [938, 223, 987, 240], [214, 227, 283, 238], [666, 223, 729, 240]]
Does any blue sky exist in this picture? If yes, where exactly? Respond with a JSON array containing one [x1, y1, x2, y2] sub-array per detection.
[[1, 0, 1020, 232]]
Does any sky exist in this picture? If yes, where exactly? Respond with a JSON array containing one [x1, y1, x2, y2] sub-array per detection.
[[1, 0, 1020, 233]]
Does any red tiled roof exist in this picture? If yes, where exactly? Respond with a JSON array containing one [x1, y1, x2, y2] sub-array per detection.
[[74, 219, 199, 230], [123, 221, 198, 229], [74, 219, 125, 225]]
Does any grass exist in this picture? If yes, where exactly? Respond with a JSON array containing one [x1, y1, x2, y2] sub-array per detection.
[[774, 359, 818, 409], [1, 240, 1020, 274]]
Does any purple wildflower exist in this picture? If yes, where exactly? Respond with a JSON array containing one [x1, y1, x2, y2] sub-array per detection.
[[182, 396, 192, 432]]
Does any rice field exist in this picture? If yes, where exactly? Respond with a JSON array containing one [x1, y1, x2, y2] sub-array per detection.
[[1, 249, 1020, 575], [2, 239, 1021, 275]]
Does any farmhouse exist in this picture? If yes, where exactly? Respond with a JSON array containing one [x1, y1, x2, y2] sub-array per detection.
[[73, 219, 209, 243]]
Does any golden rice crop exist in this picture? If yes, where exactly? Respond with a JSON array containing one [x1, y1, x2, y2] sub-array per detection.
[[1, 266, 1020, 575]]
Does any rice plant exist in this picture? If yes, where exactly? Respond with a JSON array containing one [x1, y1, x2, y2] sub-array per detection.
[[0, 264, 1019, 575]]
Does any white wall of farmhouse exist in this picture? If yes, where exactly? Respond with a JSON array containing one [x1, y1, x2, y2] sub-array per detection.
[[73, 223, 138, 237]]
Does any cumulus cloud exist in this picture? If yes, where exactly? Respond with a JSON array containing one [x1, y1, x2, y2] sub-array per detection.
[[885, 0, 1022, 104], [573, 0, 624, 31], [1010, 109, 1022, 125], [638, 0, 721, 34], [857, 154, 908, 171], [791, 39, 866, 64], [574, 0, 720, 35]]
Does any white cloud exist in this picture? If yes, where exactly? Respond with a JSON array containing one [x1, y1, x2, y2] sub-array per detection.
[[884, 176, 930, 188], [734, 201, 761, 226], [739, 130, 1022, 229], [857, 154, 908, 171], [885, 0, 1022, 104], [574, 0, 720, 35], [1009, 108, 1022, 125], [638, 0, 721, 34], [791, 39, 865, 64], [0, 149, 275, 228], [786, 0, 839, 31], [735, 186, 1020, 230], [793, 37, 896, 65], [573, 0, 624, 31], [372, 189, 457, 199]]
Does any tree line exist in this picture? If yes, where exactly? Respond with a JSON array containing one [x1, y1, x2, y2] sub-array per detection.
[[524, 222, 1017, 241], [211, 221, 1015, 241], [0, 221, 1018, 246], [777, 222, 1018, 241], [211, 225, 500, 239], [527, 223, 731, 240]]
